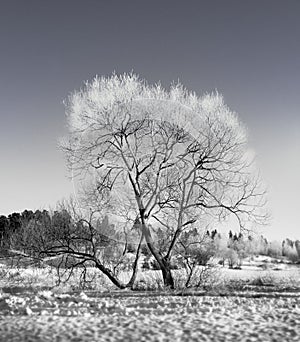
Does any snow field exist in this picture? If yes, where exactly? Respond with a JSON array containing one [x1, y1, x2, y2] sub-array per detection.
[[0, 293, 300, 341]]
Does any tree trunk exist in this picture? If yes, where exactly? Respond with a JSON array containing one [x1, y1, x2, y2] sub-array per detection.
[[139, 216, 175, 289], [160, 258, 175, 289], [126, 233, 143, 289], [95, 261, 126, 289], [184, 262, 194, 288]]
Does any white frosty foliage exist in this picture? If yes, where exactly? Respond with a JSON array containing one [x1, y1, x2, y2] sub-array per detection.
[[65, 73, 246, 146], [61, 72, 265, 235]]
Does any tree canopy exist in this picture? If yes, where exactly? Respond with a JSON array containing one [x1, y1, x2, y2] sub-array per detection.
[[61, 73, 267, 288]]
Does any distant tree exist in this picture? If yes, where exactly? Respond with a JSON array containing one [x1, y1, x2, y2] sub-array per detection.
[[230, 237, 249, 265], [211, 229, 218, 240], [21, 210, 35, 224], [233, 233, 238, 241], [8, 212, 22, 236], [295, 240, 300, 259], [267, 240, 282, 258], [250, 235, 269, 256], [11, 209, 52, 255], [224, 248, 239, 269], [0, 215, 9, 249], [282, 239, 299, 262], [243, 235, 257, 257], [284, 245, 298, 262], [0, 212, 22, 249], [282, 238, 295, 254]]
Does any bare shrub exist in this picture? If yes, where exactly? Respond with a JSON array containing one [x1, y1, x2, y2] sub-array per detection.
[[133, 271, 164, 291], [225, 249, 239, 269], [248, 274, 276, 287], [283, 244, 299, 263]]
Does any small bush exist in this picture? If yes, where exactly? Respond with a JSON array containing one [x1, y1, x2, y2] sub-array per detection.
[[285, 249, 299, 263], [150, 259, 161, 270], [126, 243, 136, 253], [141, 244, 151, 256], [248, 274, 275, 287], [141, 256, 152, 270], [0, 268, 9, 279], [225, 249, 239, 269], [232, 266, 242, 270], [133, 272, 164, 291]]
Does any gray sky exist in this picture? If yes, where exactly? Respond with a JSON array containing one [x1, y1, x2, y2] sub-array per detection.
[[0, 0, 299, 240]]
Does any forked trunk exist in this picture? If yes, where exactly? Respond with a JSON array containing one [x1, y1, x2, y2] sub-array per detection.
[[126, 233, 143, 289], [94, 221, 146, 290], [140, 217, 175, 289], [160, 259, 175, 289]]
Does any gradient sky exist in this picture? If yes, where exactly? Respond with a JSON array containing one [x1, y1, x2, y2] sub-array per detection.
[[0, 0, 299, 240]]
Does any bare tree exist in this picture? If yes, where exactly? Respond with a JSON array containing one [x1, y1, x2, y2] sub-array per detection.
[[61, 73, 267, 288], [18, 199, 143, 289]]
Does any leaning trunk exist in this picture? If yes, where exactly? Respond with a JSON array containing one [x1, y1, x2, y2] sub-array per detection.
[[126, 233, 144, 289], [94, 261, 126, 289], [139, 217, 175, 289]]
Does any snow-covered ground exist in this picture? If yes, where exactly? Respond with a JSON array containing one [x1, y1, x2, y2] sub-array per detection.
[[0, 255, 300, 341], [0, 291, 300, 341]]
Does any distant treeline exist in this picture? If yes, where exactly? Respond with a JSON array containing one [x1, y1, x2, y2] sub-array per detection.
[[0, 209, 70, 252], [1, 209, 300, 264]]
